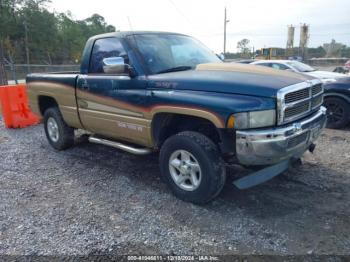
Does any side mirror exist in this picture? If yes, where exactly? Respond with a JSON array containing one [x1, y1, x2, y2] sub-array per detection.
[[217, 53, 225, 61], [103, 57, 130, 75]]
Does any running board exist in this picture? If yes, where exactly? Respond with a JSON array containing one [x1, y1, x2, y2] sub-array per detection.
[[88, 136, 152, 155]]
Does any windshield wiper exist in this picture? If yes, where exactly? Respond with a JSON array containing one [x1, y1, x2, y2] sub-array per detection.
[[156, 66, 193, 74]]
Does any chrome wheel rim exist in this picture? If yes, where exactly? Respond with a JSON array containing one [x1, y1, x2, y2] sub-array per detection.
[[47, 117, 59, 142], [169, 150, 202, 191]]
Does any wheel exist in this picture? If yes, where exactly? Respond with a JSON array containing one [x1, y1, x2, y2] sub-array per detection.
[[159, 131, 226, 204], [43, 107, 74, 150], [324, 97, 350, 129]]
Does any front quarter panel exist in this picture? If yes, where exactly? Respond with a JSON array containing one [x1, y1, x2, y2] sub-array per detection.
[[146, 89, 276, 128]]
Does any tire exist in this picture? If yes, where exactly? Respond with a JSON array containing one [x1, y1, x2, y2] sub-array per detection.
[[159, 131, 226, 204], [324, 97, 350, 129], [43, 107, 74, 150]]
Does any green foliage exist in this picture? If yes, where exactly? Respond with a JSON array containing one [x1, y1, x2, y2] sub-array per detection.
[[223, 52, 241, 59], [340, 46, 350, 58], [237, 39, 250, 54], [0, 0, 116, 64], [305, 46, 326, 58]]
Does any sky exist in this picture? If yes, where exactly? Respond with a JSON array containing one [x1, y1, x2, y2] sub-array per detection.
[[49, 0, 350, 54]]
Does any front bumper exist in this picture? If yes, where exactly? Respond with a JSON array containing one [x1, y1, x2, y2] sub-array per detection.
[[236, 106, 327, 166]]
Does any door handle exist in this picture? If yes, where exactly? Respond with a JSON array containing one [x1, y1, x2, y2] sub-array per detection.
[[78, 99, 88, 109], [80, 78, 89, 90], [81, 83, 89, 90]]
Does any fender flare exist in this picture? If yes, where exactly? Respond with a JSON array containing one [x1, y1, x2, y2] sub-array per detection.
[[149, 106, 225, 128], [324, 92, 350, 104]]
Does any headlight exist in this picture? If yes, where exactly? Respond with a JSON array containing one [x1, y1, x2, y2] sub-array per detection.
[[228, 109, 276, 129]]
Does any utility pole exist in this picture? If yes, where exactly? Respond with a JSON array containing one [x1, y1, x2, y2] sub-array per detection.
[[0, 42, 8, 85], [24, 17, 30, 73], [223, 7, 229, 57]]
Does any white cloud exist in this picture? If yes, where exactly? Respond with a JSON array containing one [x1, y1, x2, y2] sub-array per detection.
[[49, 0, 350, 53]]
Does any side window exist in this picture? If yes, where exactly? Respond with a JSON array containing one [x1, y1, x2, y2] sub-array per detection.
[[271, 63, 289, 70], [89, 38, 128, 74], [257, 63, 272, 68]]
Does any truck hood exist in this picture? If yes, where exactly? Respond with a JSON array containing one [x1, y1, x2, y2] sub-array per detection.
[[148, 63, 314, 98]]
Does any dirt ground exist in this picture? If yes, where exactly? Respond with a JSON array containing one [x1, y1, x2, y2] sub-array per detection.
[[0, 118, 349, 257]]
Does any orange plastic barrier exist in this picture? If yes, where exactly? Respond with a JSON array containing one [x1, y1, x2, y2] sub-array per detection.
[[0, 84, 41, 128]]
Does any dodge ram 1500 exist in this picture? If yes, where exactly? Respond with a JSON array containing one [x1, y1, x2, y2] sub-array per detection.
[[27, 31, 327, 204]]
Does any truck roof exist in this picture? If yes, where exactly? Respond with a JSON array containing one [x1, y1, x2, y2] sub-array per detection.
[[88, 31, 188, 41]]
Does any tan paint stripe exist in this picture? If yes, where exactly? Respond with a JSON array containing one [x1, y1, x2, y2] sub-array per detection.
[[196, 62, 310, 81], [29, 81, 226, 128], [78, 88, 225, 128], [85, 100, 144, 118]]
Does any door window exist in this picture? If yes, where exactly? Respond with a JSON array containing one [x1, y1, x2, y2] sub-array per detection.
[[271, 63, 289, 70], [89, 38, 128, 73], [257, 63, 272, 68]]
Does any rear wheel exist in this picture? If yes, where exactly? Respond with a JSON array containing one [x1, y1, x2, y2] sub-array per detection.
[[159, 131, 226, 204], [44, 107, 74, 150], [324, 97, 350, 129]]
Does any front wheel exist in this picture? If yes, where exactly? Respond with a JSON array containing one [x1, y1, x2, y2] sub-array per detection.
[[324, 97, 350, 129], [159, 131, 226, 204]]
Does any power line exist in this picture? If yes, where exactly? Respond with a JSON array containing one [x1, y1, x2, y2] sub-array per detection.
[[167, 0, 192, 24], [199, 32, 350, 37], [223, 7, 229, 55]]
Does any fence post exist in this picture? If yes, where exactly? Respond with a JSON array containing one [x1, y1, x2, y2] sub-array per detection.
[[10, 63, 18, 85], [0, 42, 8, 85]]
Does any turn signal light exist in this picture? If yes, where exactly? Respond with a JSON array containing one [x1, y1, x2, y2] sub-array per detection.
[[227, 115, 235, 129]]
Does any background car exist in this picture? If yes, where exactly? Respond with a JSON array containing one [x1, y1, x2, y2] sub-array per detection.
[[251, 60, 346, 83], [333, 66, 349, 74], [345, 60, 350, 71], [323, 77, 350, 128], [234, 59, 256, 64], [251, 59, 350, 129]]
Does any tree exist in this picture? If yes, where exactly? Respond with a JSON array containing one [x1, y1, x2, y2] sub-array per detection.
[[0, 0, 21, 83], [340, 45, 350, 58], [307, 46, 326, 58], [237, 39, 251, 55], [20, 0, 59, 64], [0, 0, 117, 67]]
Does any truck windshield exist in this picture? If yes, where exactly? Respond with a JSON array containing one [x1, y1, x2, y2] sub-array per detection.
[[286, 61, 316, 72], [129, 34, 221, 74]]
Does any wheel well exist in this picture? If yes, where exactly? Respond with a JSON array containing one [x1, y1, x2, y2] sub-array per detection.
[[152, 113, 221, 148], [38, 96, 58, 115], [324, 94, 350, 105]]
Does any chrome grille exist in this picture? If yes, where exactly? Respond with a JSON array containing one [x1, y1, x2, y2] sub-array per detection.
[[285, 88, 309, 103], [312, 84, 322, 96], [277, 80, 323, 125], [285, 101, 309, 118], [312, 94, 323, 109]]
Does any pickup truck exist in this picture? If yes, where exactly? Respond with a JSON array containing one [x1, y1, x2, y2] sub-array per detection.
[[27, 31, 327, 204]]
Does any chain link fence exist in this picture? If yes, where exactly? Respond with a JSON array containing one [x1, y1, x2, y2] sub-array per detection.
[[3, 60, 349, 85], [4, 64, 80, 84]]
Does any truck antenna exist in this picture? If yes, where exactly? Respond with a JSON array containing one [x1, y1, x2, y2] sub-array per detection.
[[127, 16, 134, 31]]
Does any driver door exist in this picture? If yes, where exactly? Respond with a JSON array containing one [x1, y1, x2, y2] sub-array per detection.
[[76, 37, 150, 146]]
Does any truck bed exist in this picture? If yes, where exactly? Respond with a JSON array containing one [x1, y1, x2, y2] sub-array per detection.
[[26, 72, 82, 129]]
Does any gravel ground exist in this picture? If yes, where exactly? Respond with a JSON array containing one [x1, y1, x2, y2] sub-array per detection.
[[0, 118, 350, 256]]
